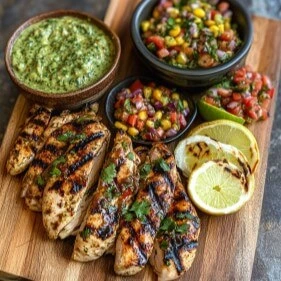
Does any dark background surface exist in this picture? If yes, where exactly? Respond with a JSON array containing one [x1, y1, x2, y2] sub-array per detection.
[[0, 0, 280, 280]]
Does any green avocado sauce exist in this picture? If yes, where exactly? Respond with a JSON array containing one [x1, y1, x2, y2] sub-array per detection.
[[11, 16, 115, 93]]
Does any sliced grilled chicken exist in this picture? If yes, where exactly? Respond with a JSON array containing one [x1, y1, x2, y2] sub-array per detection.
[[114, 143, 177, 276], [42, 119, 110, 239], [22, 111, 99, 212], [6, 105, 52, 175], [72, 131, 140, 262], [150, 177, 200, 281]]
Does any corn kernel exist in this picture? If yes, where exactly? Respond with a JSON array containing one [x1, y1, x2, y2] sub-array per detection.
[[183, 100, 188, 108], [161, 96, 169, 106], [224, 22, 231, 31], [172, 123, 180, 131], [155, 111, 163, 120], [115, 121, 128, 131], [164, 36, 177, 47], [218, 24, 224, 34], [128, 127, 139, 137], [172, 93, 180, 100], [175, 18, 182, 24], [214, 14, 223, 24], [141, 21, 150, 32], [192, 32, 199, 39], [182, 5, 192, 12], [161, 119, 172, 131], [169, 25, 181, 37], [194, 17, 202, 24], [138, 110, 148, 121], [153, 88, 162, 101], [205, 20, 215, 27], [143, 87, 152, 99], [175, 36, 184, 45], [210, 25, 219, 37], [176, 52, 187, 65], [193, 8, 206, 19], [153, 8, 160, 19], [168, 7, 179, 18], [146, 120, 154, 128]]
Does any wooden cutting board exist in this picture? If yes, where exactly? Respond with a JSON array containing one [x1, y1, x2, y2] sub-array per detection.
[[0, 1, 281, 280]]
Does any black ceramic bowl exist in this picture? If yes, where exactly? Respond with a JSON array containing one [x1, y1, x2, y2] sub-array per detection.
[[131, 0, 253, 88], [105, 76, 197, 145]]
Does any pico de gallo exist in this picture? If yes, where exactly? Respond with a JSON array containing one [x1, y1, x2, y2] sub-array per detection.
[[201, 66, 274, 122], [141, 0, 241, 69], [114, 79, 190, 141]]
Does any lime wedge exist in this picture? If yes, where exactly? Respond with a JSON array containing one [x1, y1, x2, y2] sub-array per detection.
[[188, 160, 254, 215], [188, 120, 260, 173], [197, 99, 245, 125]]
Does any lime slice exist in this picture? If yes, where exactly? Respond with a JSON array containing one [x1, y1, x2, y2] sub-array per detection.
[[188, 160, 254, 215], [175, 135, 251, 178], [197, 99, 245, 125], [188, 120, 260, 173]]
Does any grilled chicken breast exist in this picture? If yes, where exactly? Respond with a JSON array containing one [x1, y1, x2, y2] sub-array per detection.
[[150, 177, 200, 280], [114, 143, 177, 276], [42, 118, 110, 239], [6, 105, 52, 175], [72, 131, 140, 262], [22, 111, 99, 212]]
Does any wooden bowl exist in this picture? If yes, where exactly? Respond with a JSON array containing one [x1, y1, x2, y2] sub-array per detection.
[[5, 10, 121, 109]]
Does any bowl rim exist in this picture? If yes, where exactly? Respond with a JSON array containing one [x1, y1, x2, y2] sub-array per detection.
[[131, 0, 253, 79], [5, 9, 121, 98], [105, 75, 198, 145]]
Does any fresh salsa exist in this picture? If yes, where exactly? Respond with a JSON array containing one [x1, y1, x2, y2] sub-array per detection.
[[201, 66, 274, 122], [11, 16, 115, 93], [141, 0, 242, 69], [114, 79, 190, 141]]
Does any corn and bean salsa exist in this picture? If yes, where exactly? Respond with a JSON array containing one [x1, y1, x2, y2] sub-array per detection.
[[141, 0, 242, 69], [201, 66, 274, 122], [114, 79, 190, 141]]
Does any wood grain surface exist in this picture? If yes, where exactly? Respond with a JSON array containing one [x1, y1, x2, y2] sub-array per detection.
[[0, 1, 281, 280]]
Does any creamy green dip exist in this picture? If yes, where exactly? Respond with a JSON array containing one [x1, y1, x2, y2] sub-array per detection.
[[11, 16, 115, 93]]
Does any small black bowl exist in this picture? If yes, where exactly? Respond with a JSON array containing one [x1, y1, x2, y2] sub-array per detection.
[[105, 76, 197, 145], [131, 0, 253, 88]]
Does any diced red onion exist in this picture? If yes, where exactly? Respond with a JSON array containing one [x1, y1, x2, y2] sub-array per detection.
[[217, 49, 226, 59], [154, 101, 163, 110], [135, 101, 143, 110], [227, 101, 239, 109], [208, 88, 218, 97], [147, 104, 156, 117], [182, 108, 190, 117], [189, 23, 198, 36], [228, 40, 236, 51], [167, 102, 176, 111], [131, 88, 142, 97], [117, 88, 131, 99], [165, 128, 178, 138]]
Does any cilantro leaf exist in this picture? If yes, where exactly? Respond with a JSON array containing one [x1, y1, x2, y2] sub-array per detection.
[[159, 217, 176, 233], [160, 240, 169, 250], [128, 152, 134, 161], [36, 175, 45, 187], [52, 156, 66, 167], [50, 167, 61, 177], [177, 99, 184, 112], [124, 99, 132, 113], [176, 212, 195, 220], [57, 131, 75, 142], [176, 223, 189, 234], [124, 200, 150, 222], [140, 163, 151, 179], [154, 158, 170, 173], [81, 227, 91, 240], [101, 163, 116, 184], [105, 184, 120, 200]]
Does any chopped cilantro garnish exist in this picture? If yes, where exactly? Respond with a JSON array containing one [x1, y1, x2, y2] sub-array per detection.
[[160, 240, 169, 250], [154, 158, 170, 173], [101, 163, 116, 184], [105, 184, 120, 200], [76, 114, 93, 124], [124, 99, 132, 113], [52, 156, 66, 167], [177, 99, 184, 112], [124, 200, 150, 222], [128, 152, 134, 161], [36, 175, 45, 186], [159, 217, 189, 234], [81, 227, 91, 240], [140, 163, 151, 179], [57, 131, 75, 142], [167, 17, 175, 28], [50, 167, 61, 177], [176, 223, 189, 234], [176, 212, 195, 220]]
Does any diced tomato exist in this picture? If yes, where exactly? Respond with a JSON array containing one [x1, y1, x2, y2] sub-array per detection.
[[130, 79, 144, 92], [246, 109, 258, 120], [178, 114, 187, 129], [170, 46, 181, 52], [131, 94, 143, 104], [156, 127, 165, 138], [218, 2, 229, 13], [262, 75, 272, 89], [221, 97, 231, 106], [260, 98, 271, 111], [253, 79, 263, 92], [205, 96, 216, 106], [227, 105, 241, 116], [220, 30, 233, 42], [136, 120, 145, 131], [268, 88, 274, 98], [210, 10, 218, 20], [146, 35, 165, 49], [243, 96, 257, 108], [218, 88, 232, 97], [232, 92, 242, 101], [127, 114, 138, 127], [114, 98, 124, 109], [261, 109, 269, 120], [157, 48, 169, 58], [170, 112, 177, 123], [121, 189, 132, 200]]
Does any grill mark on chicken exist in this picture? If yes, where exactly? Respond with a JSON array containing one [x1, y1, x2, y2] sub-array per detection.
[[147, 182, 165, 218], [19, 132, 40, 143], [31, 158, 49, 170], [164, 238, 184, 273], [68, 152, 94, 176], [31, 118, 48, 127], [44, 144, 59, 154], [71, 132, 104, 153]]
